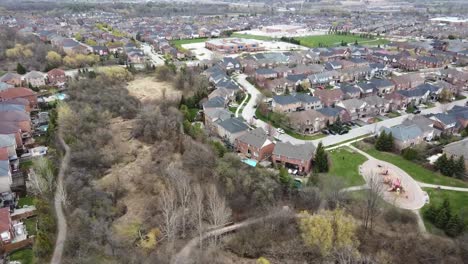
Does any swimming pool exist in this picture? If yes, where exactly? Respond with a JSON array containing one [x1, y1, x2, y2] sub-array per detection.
[[242, 159, 257, 167]]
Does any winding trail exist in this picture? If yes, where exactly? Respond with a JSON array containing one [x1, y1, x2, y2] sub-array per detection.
[[171, 209, 292, 264], [235, 91, 249, 118], [50, 134, 70, 264]]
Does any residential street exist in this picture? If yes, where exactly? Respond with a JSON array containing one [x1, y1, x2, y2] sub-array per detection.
[[235, 73, 468, 147], [141, 43, 165, 66]]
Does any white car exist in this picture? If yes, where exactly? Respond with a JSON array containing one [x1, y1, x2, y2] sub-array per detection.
[[276, 128, 285, 134]]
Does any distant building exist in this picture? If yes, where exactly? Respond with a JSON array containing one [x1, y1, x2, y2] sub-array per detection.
[[205, 38, 263, 54]]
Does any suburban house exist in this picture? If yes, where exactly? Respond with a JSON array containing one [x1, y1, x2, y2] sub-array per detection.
[[429, 113, 458, 133], [202, 96, 227, 111], [0, 124, 23, 148], [272, 142, 315, 174], [0, 208, 14, 245], [317, 107, 351, 123], [0, 83, 14, 92], [47, 68, 67, 87], [0, 73, 21, 87], [204, 108, 232, 134], [313, 89, 344, 107], [361, 95, 390, 115], [443, 138, 468, 170], [272, 94, 322, 113], [23, 71, 46, 87], [219, 57, 241, 73], [336, 99, 368, 120], [0, 158, 12, 193], [381, 124, 425, 150], [272, 95, 301, 113], [255, 68, 278, 81], [0, 88, 38, 108], [235, 127, 275, 161], [401, 115, 439, 141], [215, 117, 250, 144], [288, 109, 328, 134], [391, 73, 425, 90], [340, 84, 361, 99], [0, 111, 31, 133], [369, 78, 394, 95]]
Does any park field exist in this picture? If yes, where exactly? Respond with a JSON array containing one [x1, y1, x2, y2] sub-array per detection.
[[327, 147, 367, 187], [170, 38, 207, 50], [422, 188, 468, 235], [294, 34, 389, 48]]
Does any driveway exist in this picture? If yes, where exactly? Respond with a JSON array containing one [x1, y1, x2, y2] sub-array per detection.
[[235, 73, 468, 147]]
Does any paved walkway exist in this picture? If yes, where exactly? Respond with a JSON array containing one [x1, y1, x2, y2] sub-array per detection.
[[349, 145, 426, 210], [234, 89, 249, 118], [417, 182, 468, 192], [50, 133, 70, 264]]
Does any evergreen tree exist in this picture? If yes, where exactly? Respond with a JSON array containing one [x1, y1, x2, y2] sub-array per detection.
[[314, 142, 329, 173], [424, 203, 438, 223], [455, 156, 465, 179], [16, 63, 26, 74], [279, 166, 293, 187], [284, 87, 290, 95], [435, 154, 449, 174], [445, 214, 464, 237], [435, 207, 449, 229], [385, 132, 394, 151]]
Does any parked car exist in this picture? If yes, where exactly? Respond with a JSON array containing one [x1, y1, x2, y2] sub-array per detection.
[[414, 109, 421, 114], [276, 128, 285, 134], [321, 129, 330, 135], [253, 115, 258, 119]]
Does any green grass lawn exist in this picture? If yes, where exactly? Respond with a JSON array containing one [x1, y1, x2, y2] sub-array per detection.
[[325, 134, 372, 149], [422, 188, 468, 235], [327, 147, 367, 187], [170, 38, 208, 51], [9, 248, 34, 264], [231, 33, 275, 41], [24, 217, 37, 236], [19, 160, 33, 171], [229, 106, 238, 113], [18, 196, 34, 207], [293, 34, 389, 48], [355, 143, 468, 188], [386, 112, 401, 118]]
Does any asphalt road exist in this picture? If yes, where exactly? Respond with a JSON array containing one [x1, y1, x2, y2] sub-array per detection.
[[235, 73, 468, 147], [141, 43, 165, 66]]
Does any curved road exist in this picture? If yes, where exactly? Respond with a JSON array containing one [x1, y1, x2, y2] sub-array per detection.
[[235, 73, 468, 147], [50, 133, 70, 264]]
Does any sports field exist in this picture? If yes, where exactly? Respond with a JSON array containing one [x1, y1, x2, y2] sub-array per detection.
[[294, 34, 389, 48], [170, 38, 207, 50]]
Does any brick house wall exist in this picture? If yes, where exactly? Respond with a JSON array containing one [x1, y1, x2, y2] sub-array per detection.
[[271, 154, 312, 173], [235, 140, 275, 161]]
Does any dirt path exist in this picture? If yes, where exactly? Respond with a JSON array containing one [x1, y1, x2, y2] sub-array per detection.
[[171, 209, 292, 264], [50, 133, 70, 264]]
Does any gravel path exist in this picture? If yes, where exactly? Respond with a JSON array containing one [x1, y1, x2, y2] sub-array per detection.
[[50, 134, 70, 264]]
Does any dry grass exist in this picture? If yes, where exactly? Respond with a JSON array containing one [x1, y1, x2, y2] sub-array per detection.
[[96, 117, 155, 238], [126, 76, 181, 103]]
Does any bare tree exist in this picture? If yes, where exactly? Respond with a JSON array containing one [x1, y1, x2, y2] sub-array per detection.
[[266, 122, 276, 138], [320, 175, 347, 210], [167, 164, 192, 238], [159, 186, 179, 245], [206, 184, 231, 245], [362, 174, 383, 232], [28, 157, 55, 196], [193, 184, 204, 250]]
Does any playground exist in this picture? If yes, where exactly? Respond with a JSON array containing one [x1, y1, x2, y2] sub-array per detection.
[[360, 159, 426, 210]]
